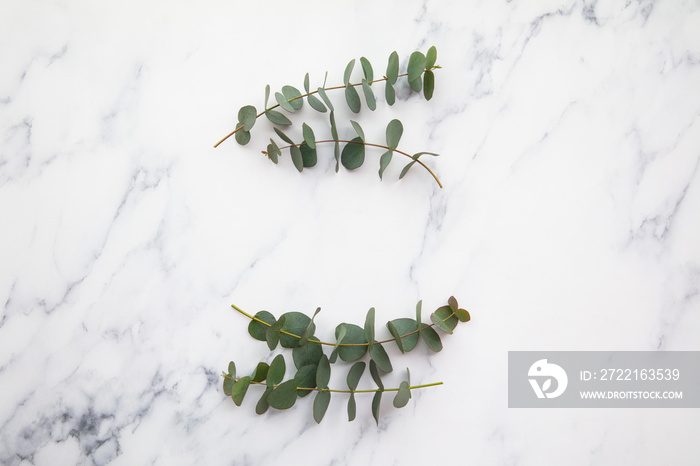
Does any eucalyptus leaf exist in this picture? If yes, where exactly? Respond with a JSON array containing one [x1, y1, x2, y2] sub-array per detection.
[[228, 361, 236, 379], [275, 91, 296, 113], [399, 160, 417, 179], [223, 376, 234, 396], [268, 354, 286, 387], [256, 387, 273, 415], [407, 51, 426, 83], [360, 56, 373, 83], [267, 139, 281, 164], [329, 111, 339, 140], [268, 380, 298, 410], [361, 79, 376, 111], [409, 75, 422, 92], [455, 308, 471, 323], [378, 150, 392, 180], [317, 87, 334, 111], [294, 364, 317, 397], [234, 127, 251, 145], [232, 376, 251, 406], [330, 324, 347, 364], [431, 305, 458, 334], [273, 128, 294, 145], [264, 84, 270, 108], [307, 94, 327, 112], [368, 342, 393, 373], [387, 318, 419, 352], [343, 58, 355, 86], [334, 140, 340, 172], [266, 314, 285, 350], [393, 380, 411, 408], [347, 393, 356, 421], [385, 81, 395, 106], [423, 69, 435, 100], [420, 323, 443, 352], [279, 311, 312, 347], [335, 323, 367, 361], [363, 307, 376, 349], [347, 361, 366, 391], [314, 390, 331, 424], [371, 391, 382, 425], [316, 354, 331, 388], [340, 137, 365, 170], [237, 105, 257, 132], [415, 301, 423, 333], [282, 85, 303, 110], [292, 339, 323, 369], [290, 145, 303, 173], [345, 85, 361, 113], [369, 360, 384, 391], [448, 296, 459, 311], [304, 72, 310, 93], [299, 307, 320, 345], [426, 45, 438, 69], [248, 311, 275, 341], [265, 109, 292, 126], [302, 123, 316, 149], [350, 120, 365, 142], [387, 51, 399, 84], [412, 151, 440, 158], [251, 362, 269, 383], [386, 119, 403, 149]]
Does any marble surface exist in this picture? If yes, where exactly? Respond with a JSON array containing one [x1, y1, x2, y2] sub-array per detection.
[[1, 1, 699, 464]]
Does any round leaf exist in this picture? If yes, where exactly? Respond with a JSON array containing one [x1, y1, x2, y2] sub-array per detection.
[[223, 377, 234, 397], [299, 144, 317, 168], [386, 318, 419, 352], [248, 311, 275, 341], [294, 364, 317, 398], [455, 308, 471, 323], [340, 137, 365, 170], [378, 150, 393, 180], [302, 123, 316, 149], [290, 145, 303, 173], [350, 120, 365, 142], [227, 361, 236, 378], [430, 305, 458, 334], [275, 91, 296, 113], [266, 314, 285, 350], [347, 361, 366, 391], [267, 380, 298, 410], [313, 390, 331, 424], [360, 56, 373, 82], [267, 139, 280, 164], [407, 51, 426, 83], [268, 354, 286, 387], [232, 376, 251, 406], [255, 387, 273, 415], [426, 45, 438, 69], [420, 323, 443, 352], [293, 339, 323, 369], [234, 127, 251, 145], [368, 342, 393, 373], [335, 323, 367, 362], [393, 381, 410, 408], [282, 85, 303, 110], [409, 75, 422, 92], [237, 105, 257, 132], [279, 311, 312, 348], [386, 119, 403, 149], [386, 51, 399, 85], [251, 362, 269, 383], [265, 109, 292, 126], [345, 85, 361, 113]]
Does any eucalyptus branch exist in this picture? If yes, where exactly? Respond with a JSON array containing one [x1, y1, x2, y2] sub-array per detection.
[[223, 297, 471, 423]]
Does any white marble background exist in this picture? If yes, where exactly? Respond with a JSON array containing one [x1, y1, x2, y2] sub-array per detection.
[[1, 0, 699, 464]]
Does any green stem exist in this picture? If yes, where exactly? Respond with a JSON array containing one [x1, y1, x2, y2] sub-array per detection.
[[213, 67, 440, 148], [223, 374, 443, 393], [231, 303, 451, 347]]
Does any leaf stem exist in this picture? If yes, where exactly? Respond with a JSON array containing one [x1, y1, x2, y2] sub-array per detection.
[[223, 374, 443, 394], [213, 68, 439, 148]]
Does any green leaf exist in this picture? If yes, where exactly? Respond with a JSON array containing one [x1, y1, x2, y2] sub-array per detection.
[[316, 354, 331, 388], [304, 72, 310, 93], [223, 376, 235, 397], [416, 300, 423, 327], [275, 91, 296, 113], [265, 109, 292, 126], [361, 79, 376, 111], [228, 361, 236, 379], [256, 387, 273, 414], [393, 380, 410, 408], [248, 311, 275, 341], [426, 45, 438, 69], [273, 128, 294, 145], [266, 314, 285, 350], [317, 87, 334, 112], [299, 307, 320, 345], [340, 137, 365, 170], [386, 51, 399, 85], [302, 123, 316, 149], [294, 364, 317, 398], [329, 324, 347, 364], [232, 376, 251, 406], [234, 126, 251, 145], [363, 307, 376, 349], [278, 311, 312, 347], [371, 391, 382, 425], [329, 111, 339, 140], [386, 119, 403, 149], [345, 85, 361, 113], [293, 339, 323, 369], [407, 51, 426, 83], [347, 393, 356, 421], [385, 81, 395, 106], [334, 140, 340, 172], [251, 362, 269, 383], [267, 139, 281, 164], [423, 69, 435, 100], [448, 296, 458, 311], [290, 145, 303, 172], [409, 75, 422, 92], [335, 323, 367, 361], [237, 105, 257, 132], [368, 342, 393, 373], [387, 318, 419, 352], [264, 84, 270, 108], [347, 361, 366, 391], [420, 323, 443, 352], [378, 150, 393, 180], [350, 120, 365, 142], [282, 85, 303, 110], [307, 94, 327, 113], [360, 56, 373, 83], [431, 305, 458, 334], [268, 354, 286, 387], [343, 58, 355, 86], [412, 151, 440, 158], [369, 360, 384, 391], [314, 390, 331, 423], [455, 308, 471, 323], [399, 160, 417, 179], [268, 380, 298, 409]]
